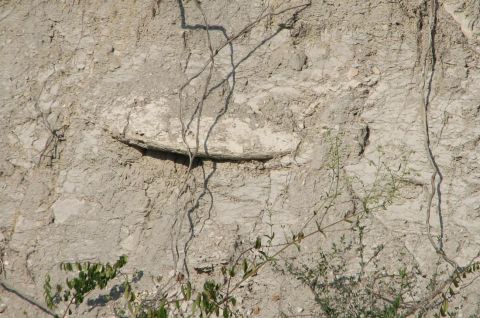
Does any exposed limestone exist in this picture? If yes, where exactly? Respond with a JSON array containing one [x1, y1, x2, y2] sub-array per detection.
[[102, 98, 300, 160], [444, 0, 480, 48], [1, 0, 480, 317]]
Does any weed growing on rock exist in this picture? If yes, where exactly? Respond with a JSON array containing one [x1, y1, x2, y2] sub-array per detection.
[[44, 256, 128, 317]]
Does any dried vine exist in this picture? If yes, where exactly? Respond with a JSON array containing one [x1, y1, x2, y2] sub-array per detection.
[[171, 0, 312, 275], [407, 0, 480, 315]]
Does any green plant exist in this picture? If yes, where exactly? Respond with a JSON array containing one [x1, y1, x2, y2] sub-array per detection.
[[41, 133, 478, 318], [284, 231, 416, 318], [428, 261, 480, 318], [44, 255, 128, 317]]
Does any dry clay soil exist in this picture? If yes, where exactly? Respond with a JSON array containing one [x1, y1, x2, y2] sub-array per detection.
[[1, 0, 480, 317]]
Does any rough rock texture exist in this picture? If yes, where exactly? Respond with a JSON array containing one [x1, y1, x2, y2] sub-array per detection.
[[1, 0, 480, 317]]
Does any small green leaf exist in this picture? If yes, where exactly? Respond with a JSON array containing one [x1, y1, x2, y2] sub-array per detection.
[[440, 299, 448, 317], [223, 308, 230, 318], [115, 255, 128, 269], [124, 289, 131, 301], [254, 237, 261, 249], [449, 287, 455, 296], [158, 306, 168, 318], [440, 307, 446, 317], [184, 282, 192, 300]]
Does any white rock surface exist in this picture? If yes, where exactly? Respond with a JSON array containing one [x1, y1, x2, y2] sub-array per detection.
[[102, 98, 300, 160], [1, 0, 480, 317]]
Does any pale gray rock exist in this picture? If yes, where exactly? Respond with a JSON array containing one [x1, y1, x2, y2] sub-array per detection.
[[1, 0, 480, 317], [52, 198, 89, 224], [102, 98, 300, 160]]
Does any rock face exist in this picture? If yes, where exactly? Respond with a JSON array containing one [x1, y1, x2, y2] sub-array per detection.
[[103, 97, 300, 160], [444, 0, 480, 53], [1, 0, 480, 317]]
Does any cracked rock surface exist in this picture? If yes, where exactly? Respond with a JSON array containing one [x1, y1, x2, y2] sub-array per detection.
[[1, 0, 480, 317]]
